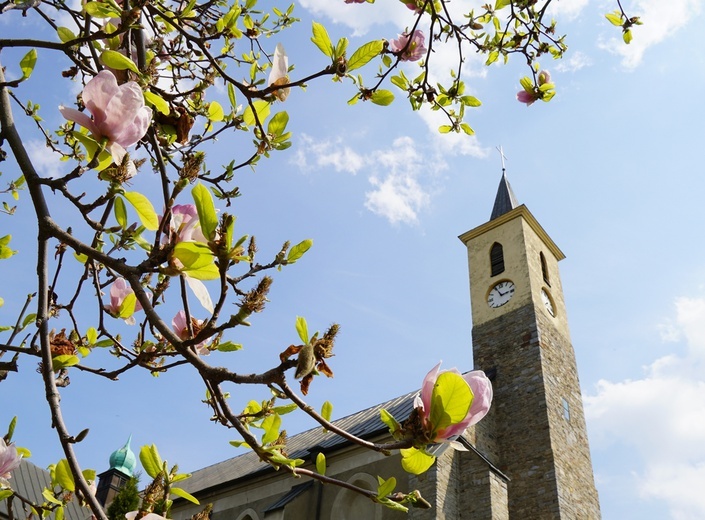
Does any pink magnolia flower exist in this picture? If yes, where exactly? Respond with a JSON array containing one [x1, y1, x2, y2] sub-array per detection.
[[169, 204, 207, 244], [172, 310, 209, 355], [516, 90, 538, 106], [414, 362, 493, 441], [0, 438, 22, 483], [105, 278, 142, 321], [389, 30, 426, 62], [126, 513, 168, 520], [59, 70, 152, 164], [538, 70, 551, 86]]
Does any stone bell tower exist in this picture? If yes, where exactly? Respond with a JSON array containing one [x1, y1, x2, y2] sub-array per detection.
[[458, 172, 601, 519]]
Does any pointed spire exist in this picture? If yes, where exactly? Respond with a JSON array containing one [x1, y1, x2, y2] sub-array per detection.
[[108, 435, 136, 477], [490, 146, 518, 220]]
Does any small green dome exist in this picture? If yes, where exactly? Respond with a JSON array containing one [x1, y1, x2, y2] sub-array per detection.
[[109, 436, 136, 477]]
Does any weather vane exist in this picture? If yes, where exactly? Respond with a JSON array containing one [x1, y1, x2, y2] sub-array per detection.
[[496, 145, 508, 173]]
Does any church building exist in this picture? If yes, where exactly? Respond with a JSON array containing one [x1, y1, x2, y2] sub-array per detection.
[[168, 173, 601, 520]]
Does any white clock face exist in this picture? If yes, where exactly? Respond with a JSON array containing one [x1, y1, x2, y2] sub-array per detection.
[[541, 288, 555, 316], [487, 280, 515, 308]]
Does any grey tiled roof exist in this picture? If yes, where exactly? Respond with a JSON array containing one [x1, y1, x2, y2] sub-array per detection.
[[490, 172, 518, 220], [0, 459, 86, 520], [180, 390, 417, 496]]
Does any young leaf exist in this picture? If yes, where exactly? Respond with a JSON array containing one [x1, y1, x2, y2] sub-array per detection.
[[316, 452, 326, 475], [347, 40, 384, 72], [0, 490, 13, 501], [144, 91, 170, 116], [208, 101, 225, 122], [217, 341, 243, 352], [429, 372, 472, 433], [295, 316, 309, 344], [114, 196, 128, 228], [605, 12, 623, 26], [191, 183, 218, 241], [100, 50, 140, 74], [83, 1, 121, 17], [379, 409, 400, 433], [171, 487, 200, 505], [370, 90, 394, 106], [117, 293, 137, 319], [321, 401, 333, 422], [242, 100, 271, 127], [261, 414, 282, 445], [20, 49, 37, 80], [55, 459, 75, 492], [287, 239, 313, 263], [122, 192, 159, 231], [311, 21, 334, 58], [52, 355, 80, 370], [400, 447, 436, 475], [139, 444, 164, 479], [377, 476, 396, 498], [267, 111, 289, 137]]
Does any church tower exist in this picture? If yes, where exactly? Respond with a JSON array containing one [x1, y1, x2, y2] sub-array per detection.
[[459, 172, 601, 519], [96, 436, 137, 507]]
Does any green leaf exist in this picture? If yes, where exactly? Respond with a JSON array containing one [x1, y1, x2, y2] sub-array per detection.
[[52, 355, 80, 370], [100, 50, 140, 74], [0, 490, 13, 501], [57, 27, 77, 43], [117, 292, 137, 319], [208, 101, 224, 122], [72, 131, 113, 171], [370, 90, 394, 106], [400, 447, 436, 475], [623, 29, 633, 44], [287, 239, 312, 264], [461, 95, 482, 107], [139, 444, 163, 479], [171, 487, 200, 505], [242, 100, 271, 127], [267, 111, 289, 137], [122, 192, 159, 230], [261, 414, 282, 445], [82, 469, 96, 482], [114, 196, 128, 228], [439, 125, 453, 134], [295, 316, 309, 344], [334, 37, 349, 60], [144, 91, 170, 116], [83, 1, 121, 17], [605, 12, 623, 26], [316, 452, 326, 475], [485, 50, 499, 66], [321, 401, 333, 422], [172, 242, 215, 271], [311, 21, 334, 58], [429, 371, 472, 433], [494, 0, 511, 9], [229, 440, 250, 449], [55, 459, 75, 492], [55, 506, 65, 520], [347, 40, 384, 72], [460, 123, 475, 136], [181, 262, 219, 280], [217, 341, 243, 352], [379, 409, 400, 433], [272, 403, 298, 415], [227, 83, 238, 110], [191, 183, 218, 241], [42, 488, 63, 505], [20, 49, 37, 80], [21, 313, 36, 331], [377, 476, 396, 498]]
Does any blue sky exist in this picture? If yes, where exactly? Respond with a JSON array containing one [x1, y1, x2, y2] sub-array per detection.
[[1, 0, 705, 518]]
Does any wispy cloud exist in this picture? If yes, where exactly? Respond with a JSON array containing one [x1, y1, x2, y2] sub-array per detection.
[[292, 134, 454, 225], [585, 296, 705, 519], [26, 140, 67, 178], [555, 51, 592, 73], [598, 0, 704, 69]]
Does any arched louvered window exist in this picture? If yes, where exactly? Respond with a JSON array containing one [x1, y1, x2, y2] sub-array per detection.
[[490, 242, 504, 277], [540, 252, 550, 285]]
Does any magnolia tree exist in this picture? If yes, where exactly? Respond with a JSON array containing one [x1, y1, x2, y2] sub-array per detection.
[[0, 0, 638, 518]]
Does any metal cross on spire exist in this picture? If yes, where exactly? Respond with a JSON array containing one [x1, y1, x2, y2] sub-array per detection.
[[496, 145, 508, 173]]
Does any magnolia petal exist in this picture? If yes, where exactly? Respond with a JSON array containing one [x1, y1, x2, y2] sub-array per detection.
[[185, 276, 214, 314], [59, 106, 100, 137], [419, 361, 442, 416], [103, 82, 152, 147], [82, 70, 120, 127], [268, 43, 289, 87]]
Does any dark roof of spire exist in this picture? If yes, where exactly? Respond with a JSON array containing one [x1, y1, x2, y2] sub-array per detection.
[[490, 172, 518, 220]]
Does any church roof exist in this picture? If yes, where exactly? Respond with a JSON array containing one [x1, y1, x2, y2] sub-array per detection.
[[490, 172, 518, 220], [0, 460, 84, 520], [180, 390, 416, 496]]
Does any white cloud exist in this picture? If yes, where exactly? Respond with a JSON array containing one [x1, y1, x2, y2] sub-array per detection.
[[585, 296, 705, 518], [292, 134, 449, 225], [26, 140, 67, 178], [555, 51, 592, 73], [598, 0, 704, 69], [546, 0, 590, 21], [297, 0, 410, 36]]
